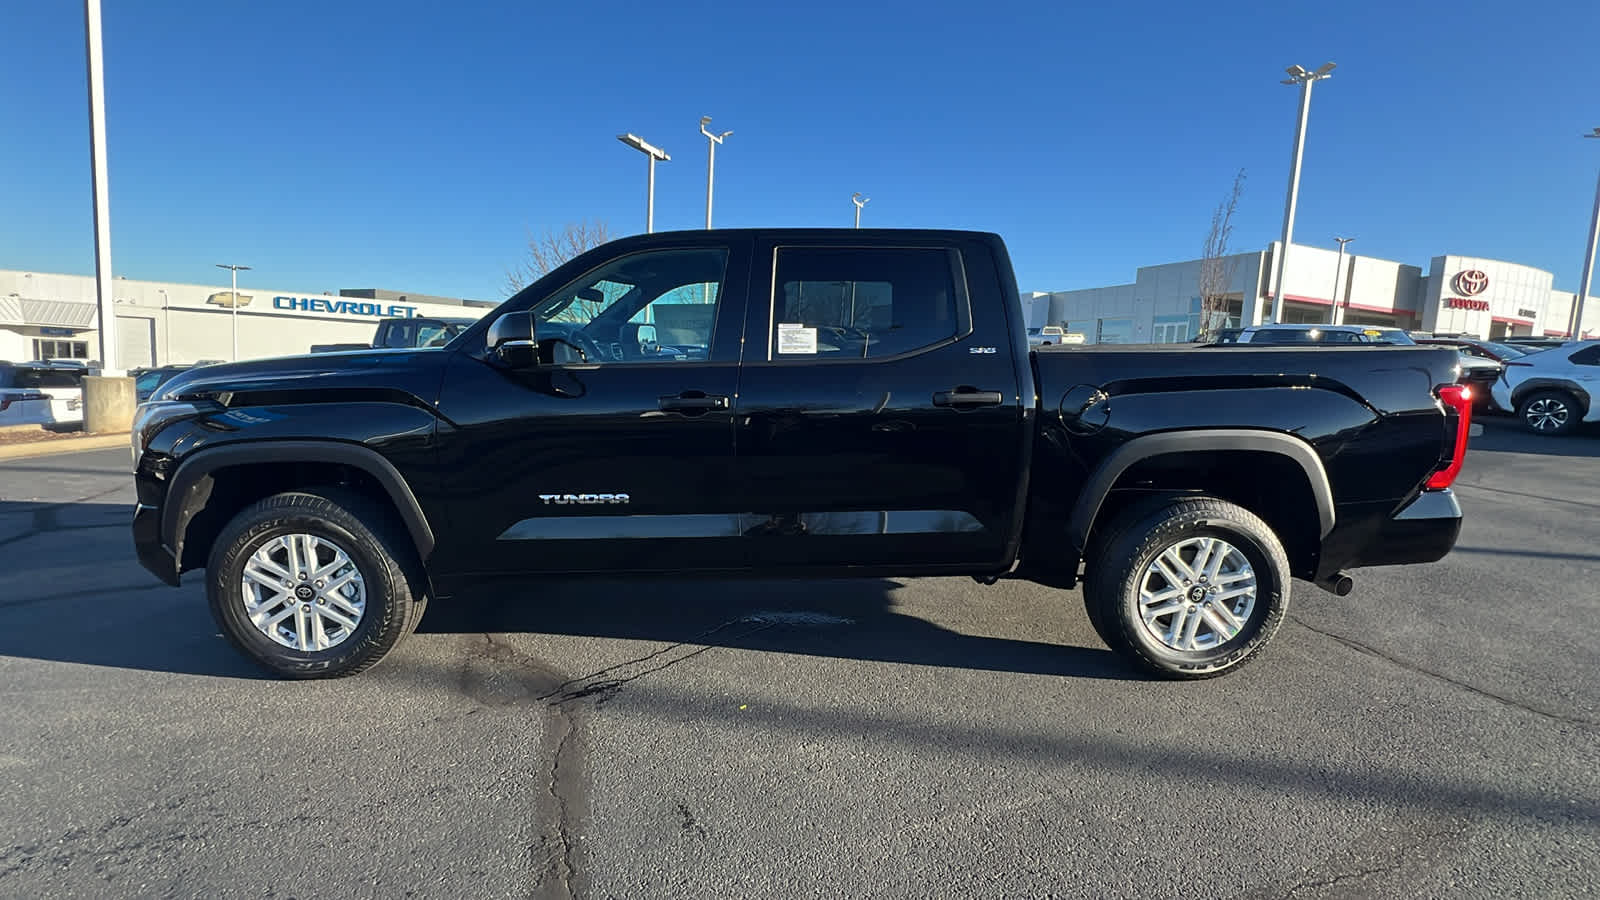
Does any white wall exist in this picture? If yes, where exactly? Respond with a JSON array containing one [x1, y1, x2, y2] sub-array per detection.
[[1418, 256, 1556, 337], [1, 270, 489, 366], [0, 330, 29, 361], [1544, 290, 1600, 338]]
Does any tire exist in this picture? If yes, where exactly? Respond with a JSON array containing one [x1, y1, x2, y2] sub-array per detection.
[[1083, 497, 1289, 680], [206, 488, 427, 679], [1517, 390, 1581, 436]]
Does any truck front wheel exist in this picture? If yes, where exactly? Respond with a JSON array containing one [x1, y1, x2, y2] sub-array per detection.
[[206, 488, 427, 679], [1083, 497, 1289, 679]]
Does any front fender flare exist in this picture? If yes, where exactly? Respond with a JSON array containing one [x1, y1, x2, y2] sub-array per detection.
[[1067, 429, 1336, 553], [162, 440, 435, 566]]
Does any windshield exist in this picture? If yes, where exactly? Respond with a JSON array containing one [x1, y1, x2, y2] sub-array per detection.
[[135, 370, 166, 391]]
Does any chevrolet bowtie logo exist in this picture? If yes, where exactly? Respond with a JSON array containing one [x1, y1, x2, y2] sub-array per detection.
[[206, 291, 253, 309]]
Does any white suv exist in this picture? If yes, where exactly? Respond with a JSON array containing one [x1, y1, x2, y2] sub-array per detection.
[[0, 362, 84, 428], [1492, 341, 1600, 435]]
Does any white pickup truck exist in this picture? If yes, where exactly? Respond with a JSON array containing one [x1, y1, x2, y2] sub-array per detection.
[[1026, 325, 1065, 347]]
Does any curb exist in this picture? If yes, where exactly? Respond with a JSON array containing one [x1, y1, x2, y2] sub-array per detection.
[[0, 433, 130, 462]]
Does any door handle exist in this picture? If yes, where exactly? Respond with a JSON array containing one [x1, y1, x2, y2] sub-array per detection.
[[659, 392, 729, 412], [932, 388, 1005, 408]]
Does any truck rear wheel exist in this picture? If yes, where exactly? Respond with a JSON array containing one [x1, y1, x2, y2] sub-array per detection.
[[206, 488, 426, 679], [1083, 497, 1289, 679]]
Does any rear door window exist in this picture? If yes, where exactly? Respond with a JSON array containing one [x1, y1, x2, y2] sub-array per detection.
[[769, 247, 969, 360]]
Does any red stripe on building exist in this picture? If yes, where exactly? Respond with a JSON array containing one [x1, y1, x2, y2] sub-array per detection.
[[1279, 294, 1405, 315]]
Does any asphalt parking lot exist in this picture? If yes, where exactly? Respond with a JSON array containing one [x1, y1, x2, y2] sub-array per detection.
[[1, 419, 1596, 899]]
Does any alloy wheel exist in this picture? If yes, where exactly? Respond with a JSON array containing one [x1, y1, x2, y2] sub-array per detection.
[[1525, 398, 1569, 433], [1137, 536, 1257, 652], [240, 533, 367, 651]]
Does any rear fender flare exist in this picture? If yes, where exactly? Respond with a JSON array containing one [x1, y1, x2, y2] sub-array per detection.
[[1067, 429, 1335, 553], [162, 440, 435, 566]]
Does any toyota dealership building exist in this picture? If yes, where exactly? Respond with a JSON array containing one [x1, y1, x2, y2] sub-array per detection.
[[1027, 241, 1599, 343], [0, 269, 493, 368]]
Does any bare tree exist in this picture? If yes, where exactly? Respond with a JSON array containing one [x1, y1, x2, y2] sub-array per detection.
[[1198, 169, 1246, 338], [504, 220, 613, 294]]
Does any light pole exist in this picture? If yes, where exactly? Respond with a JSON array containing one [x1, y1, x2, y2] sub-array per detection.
[[84, 0, 119, 374], [699, 116, 732, 229], [852, 192, 869, 228], [617, 133, 669, 233], [1270, 62, 1336, 325], [216, 263, 250, 361], [1569, 127, 1600, 339], [158, 288, 170, 364], [1329, 236, 1354, 325]]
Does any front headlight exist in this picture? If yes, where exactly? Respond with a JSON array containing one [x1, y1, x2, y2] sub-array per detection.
[[131, 400, 217, 472]]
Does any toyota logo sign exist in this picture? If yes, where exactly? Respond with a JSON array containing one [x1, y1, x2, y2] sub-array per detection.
[[1454, 270, 1489, 296]]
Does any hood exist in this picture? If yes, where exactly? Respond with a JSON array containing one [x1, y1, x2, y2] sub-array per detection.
[[153, 348, 452, 404]]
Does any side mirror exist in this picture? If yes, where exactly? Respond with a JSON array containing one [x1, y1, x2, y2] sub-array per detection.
[[637, 323, 659, 355], [487, 311, 537, 369]]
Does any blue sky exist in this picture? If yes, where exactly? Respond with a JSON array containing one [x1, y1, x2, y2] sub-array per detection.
[[3, 0, 1598, 302]]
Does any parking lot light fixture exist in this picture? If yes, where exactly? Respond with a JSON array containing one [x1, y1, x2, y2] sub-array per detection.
[[215, 264, 251, 361], [617, 133, 670, 233], [699, 117, 732, 230], [1570, 128, 1600, 339], [1330, 237, 1354, 325], [1270, 61, 1336, 325], [852, 192, 869, 228]]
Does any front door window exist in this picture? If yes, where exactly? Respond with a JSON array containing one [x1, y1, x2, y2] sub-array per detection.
[[533, 248, 728, 364]]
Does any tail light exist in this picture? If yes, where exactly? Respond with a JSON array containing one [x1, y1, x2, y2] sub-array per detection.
[[1426, 384, 1473, 490]]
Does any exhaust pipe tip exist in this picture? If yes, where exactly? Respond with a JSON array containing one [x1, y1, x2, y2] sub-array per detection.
[[1318, 572, 1355, 597]]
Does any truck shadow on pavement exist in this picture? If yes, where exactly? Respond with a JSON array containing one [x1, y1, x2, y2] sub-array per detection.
[[0, 499, 1131, 681], [420, 576, 1137, 681]]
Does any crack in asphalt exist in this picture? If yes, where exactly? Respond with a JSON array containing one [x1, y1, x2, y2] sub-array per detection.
[[452, 618, 787, 898], [535, 620, 775, 708], [1271, 824, 1468, 899], [1290, 618, 1597, 728], [544, 713, 580, 899], [456, 635, 584, 900], [529, 617, 762, 705]]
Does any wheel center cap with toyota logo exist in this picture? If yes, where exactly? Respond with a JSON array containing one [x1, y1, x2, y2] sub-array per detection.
[[1454, 270, 1489, 296], [295, 585, 315, 601]]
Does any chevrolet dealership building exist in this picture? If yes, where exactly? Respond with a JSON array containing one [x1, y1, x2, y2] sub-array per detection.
[[1027, 241, 1599, 343], [0, 269, 493, 367]]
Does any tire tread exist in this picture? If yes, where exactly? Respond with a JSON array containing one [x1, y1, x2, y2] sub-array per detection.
[[1084, 496, 1289, 680]]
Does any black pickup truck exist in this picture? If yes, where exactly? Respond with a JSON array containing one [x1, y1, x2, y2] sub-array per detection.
[[131, 229, 1470, 680]]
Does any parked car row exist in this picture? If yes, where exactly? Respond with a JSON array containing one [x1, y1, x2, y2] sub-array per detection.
[[1, 359, 226, 428]]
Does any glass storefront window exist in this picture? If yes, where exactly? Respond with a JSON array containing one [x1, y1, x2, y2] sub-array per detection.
[[1096, 318, 1135, 344]]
